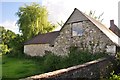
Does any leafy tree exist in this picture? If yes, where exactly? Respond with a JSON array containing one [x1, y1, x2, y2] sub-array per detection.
[[0, 26, 16, 54], [0, 43, 9, 54], [0, 26, 16, 44], [0, 26, 24, 55], [16, 3, 56, 40], [9, 34, 24, 55]]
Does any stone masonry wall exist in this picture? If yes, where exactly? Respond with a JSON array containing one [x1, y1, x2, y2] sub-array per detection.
[[52, 20, 114, 56], [24, 44, 53, 56]]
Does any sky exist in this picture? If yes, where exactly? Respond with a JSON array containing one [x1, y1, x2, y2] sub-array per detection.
[[0, 0, 42, 34], [0, 0, 120, 34]]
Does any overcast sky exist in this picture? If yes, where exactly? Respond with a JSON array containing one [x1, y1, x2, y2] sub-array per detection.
[[0, 0, 120, 33]]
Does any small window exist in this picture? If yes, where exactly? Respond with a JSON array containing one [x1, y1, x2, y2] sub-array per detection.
[[72, 22, 84, 36]]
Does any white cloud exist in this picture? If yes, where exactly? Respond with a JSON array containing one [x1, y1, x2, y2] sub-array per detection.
[[0, 20, 19, 34], [1, 0, 40, 2], [42, 0, 119, 30]]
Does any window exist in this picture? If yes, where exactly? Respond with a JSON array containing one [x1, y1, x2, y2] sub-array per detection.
[[72, 22, 84, 36]]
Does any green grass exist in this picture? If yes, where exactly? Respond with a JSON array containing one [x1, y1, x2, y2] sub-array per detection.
[[1, 50, 108, 79], [1, 55, 44, 79]]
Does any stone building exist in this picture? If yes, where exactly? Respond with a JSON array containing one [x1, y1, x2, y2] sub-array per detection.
[[24, 8, 120, 56]]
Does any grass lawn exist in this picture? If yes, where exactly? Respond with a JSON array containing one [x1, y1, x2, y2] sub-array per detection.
[[1, 51, 108, 79], [1, 55, 44, 79]]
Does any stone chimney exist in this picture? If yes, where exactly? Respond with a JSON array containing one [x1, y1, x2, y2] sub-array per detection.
[[109, 20, 120, 37], [110, 20, 114, 27], [110, 20, 116, 32]]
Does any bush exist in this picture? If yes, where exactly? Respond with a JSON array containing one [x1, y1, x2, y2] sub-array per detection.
[[109, 71, 120, 80], [42, 46, 107, 72], [40, 46, 108, 73], [66, 46, 107, 67], [42, 53, 61, 72]]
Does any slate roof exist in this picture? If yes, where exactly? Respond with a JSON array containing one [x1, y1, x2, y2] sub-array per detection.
[[24, 31, 60, 45], [24, 8, 120, 46]]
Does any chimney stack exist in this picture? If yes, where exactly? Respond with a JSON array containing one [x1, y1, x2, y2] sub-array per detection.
[[110, 20, 115, 31], [109, 20, 120, 37], [110, 20, 114, 26]]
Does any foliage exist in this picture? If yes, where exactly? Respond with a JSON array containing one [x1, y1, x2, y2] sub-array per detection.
[[8, 34, 24, 56], [117, 52, 120, 60], [0, 26, 16, 45], [67, 46, 108, 66], [16, 3, 56, 40], [42, 53, 61, 72], [106, 52, 120, 80], [109, 71, 120, 80], [0, 26, 24, 56], [41, 47, 107, 73], [0, 43, 9, 55], [0, 26, 16, 54], [88, 10, 104, 22], [57, 20, 64, 27]]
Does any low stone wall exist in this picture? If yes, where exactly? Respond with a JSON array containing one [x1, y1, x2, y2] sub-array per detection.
[[21, 56, 116, 80]]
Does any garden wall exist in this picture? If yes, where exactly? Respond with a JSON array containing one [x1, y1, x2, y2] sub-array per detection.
[[21, 56, 116, 80]]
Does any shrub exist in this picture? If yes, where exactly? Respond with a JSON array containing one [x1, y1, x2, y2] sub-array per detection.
[[42, 53, 61, 72], [66, 46, 107, 67], [109, 71, 120, 80]]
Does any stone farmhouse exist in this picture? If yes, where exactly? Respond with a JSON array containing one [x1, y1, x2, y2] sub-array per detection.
[[24, 8, 120, 56]]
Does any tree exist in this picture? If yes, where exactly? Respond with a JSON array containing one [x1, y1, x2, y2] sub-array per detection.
[[16, 3, 56, 40], [9, 34, 24, 55], [0, 26, 16, 54], [0, 26, 24, 55], [0, 43, 9, 54], [1, 27, 16, 45]]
